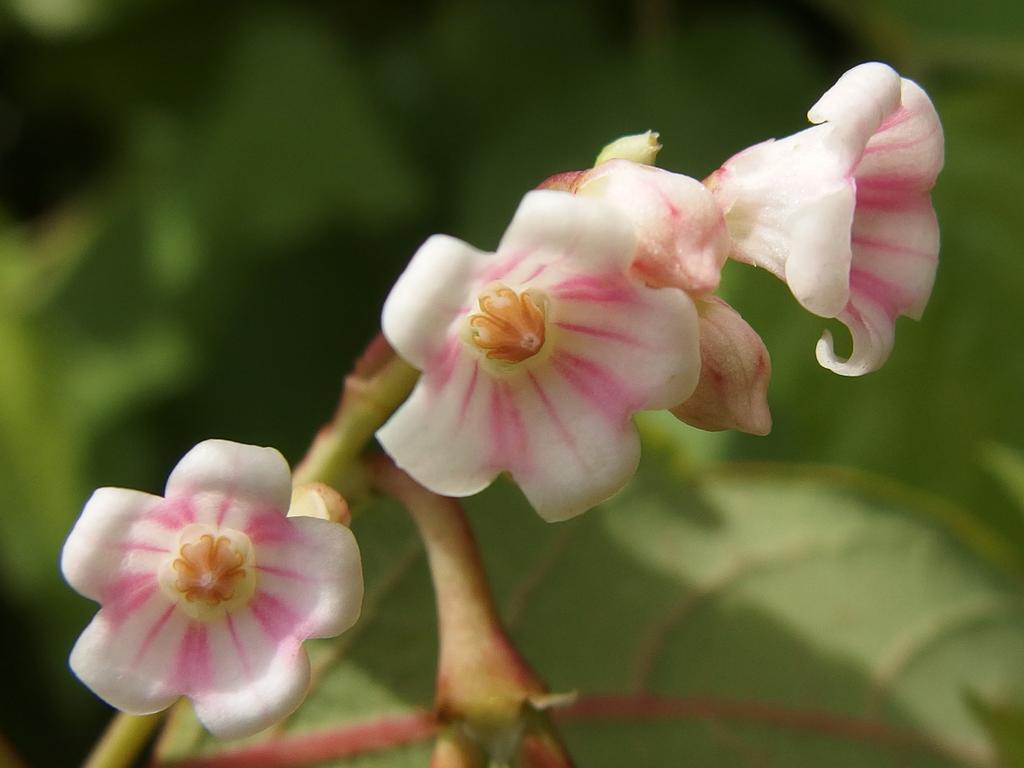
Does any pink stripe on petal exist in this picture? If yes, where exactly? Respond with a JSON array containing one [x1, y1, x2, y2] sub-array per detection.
[[118, 541, 170, 554], [149, 498, 194, 530], [849, 268, 908, 317], [257, 563, 315, 582], [457, 361, 480, 429], [249, 591, 305, 644], [216, 495, 234, 527], [527, 372, 580, 459], [477, 250, 529, 283], [855, 173, 934, 194], [874, 106, 912, 134], [520, 262, 548, 283], [226, 613, 251, 677], [176, 622, 212, 693], [853, 189, 924, 212], [554, 321, 649, 348], [425, 338, 461, 394], [488, 381, 529, 470], [550, 273, 635, 304], [552, 351, 635, 424], [102, 572, 158, 624], [246, 510, 297, 545], [851, 235, 935, 261], [134, 603, 177, 663]]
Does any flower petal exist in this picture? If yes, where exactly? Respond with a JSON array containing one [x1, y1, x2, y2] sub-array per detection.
[[382, 234, 489, 369], [62, 488, 166, 601], [507, 366, 642, 522], [576, 160, 729, 295], [708, 129, 855, 317], [164, 439, 292, 514], [671, 298, 772, 435], [254, 516, 364, 639], [377, 350, 501, 499], [807, 62, 903, 167], [816, 294, 896, 377], [70, 600, 188, 715], [819, 76, 942, 376], [497, 190, 637, 273], [188, 611, 311, 738], [709, 63, 904, 319], [548, 271, 700, 411]]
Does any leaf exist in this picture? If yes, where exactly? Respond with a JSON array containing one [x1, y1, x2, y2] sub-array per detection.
[[980, 444, 1024, 516], [966, 694, 1024, 768], [156, 435, 1024, 766], [188, 8, 425, 250]]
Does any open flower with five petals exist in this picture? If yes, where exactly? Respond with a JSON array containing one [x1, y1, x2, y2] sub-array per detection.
[[62, 439, 363, 738], [707, 62, 943, 375], [377, 190, 700, 522]]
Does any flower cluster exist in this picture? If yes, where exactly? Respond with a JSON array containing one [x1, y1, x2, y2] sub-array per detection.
[[378, 62, 943, 520], [62, 63, 943, 745], [62, 440, 363, 738]]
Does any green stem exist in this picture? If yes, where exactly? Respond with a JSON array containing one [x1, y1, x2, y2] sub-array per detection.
[[293, 335, 418, 495], [83, 712, 163, 768]]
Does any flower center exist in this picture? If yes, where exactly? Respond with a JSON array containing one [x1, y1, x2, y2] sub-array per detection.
[[159, 523, 257, 620], [468, 286, 547, 363], [173, 534, 247, 605]]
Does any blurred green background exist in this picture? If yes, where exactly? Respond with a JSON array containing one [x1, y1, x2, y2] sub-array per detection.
[[1, 0, 1022, 764]]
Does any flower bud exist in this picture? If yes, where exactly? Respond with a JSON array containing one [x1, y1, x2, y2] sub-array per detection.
[[671, 297, 772, 435]]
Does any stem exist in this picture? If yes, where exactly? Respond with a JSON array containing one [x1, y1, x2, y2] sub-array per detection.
[[293, 335, 418, 494], [83, 712, 163, 768], [367, 456, 546, 723]]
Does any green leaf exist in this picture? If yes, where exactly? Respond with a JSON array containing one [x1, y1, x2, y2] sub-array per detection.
[[156, 439, 1024, 766], [966, 694, 1024, 768], [980, 444, 1024, 516]]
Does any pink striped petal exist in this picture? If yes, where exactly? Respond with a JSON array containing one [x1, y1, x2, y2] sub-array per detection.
[[574, 160, 730, 295], [382, 234, 490, 369], [61, 488, 169, 601], [186, 610, 311, 738], [252, 516, 363, 639], [69, 598, 189, 715], [497, 190, 637, 272], [165, 439, 293, 515]]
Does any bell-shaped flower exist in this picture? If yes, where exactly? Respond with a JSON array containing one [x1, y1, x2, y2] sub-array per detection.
[[377, 190, 700, 522], [62, 439, 363, 738], [706, 62, 944, 375]]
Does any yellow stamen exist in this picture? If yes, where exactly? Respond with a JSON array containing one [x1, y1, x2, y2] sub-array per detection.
[[172, 534, 247, 606], [469, 287, 546, 363]]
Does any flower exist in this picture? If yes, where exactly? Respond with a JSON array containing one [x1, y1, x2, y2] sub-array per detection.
[[377, 190, 700, 522], [706, 62, 944, 375], [543, 158, 731, 296], [62, 439, 363, 738], [541, 155, 771, 434]]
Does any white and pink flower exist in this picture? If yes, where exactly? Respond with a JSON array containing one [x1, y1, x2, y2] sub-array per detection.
[[62, 439, 363, 738], [707, 62, 944, 375], [542, 156, 772, 435], [377, 190, 701, 522]]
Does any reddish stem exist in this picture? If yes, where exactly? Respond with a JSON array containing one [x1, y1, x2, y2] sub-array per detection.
[[365, 455, 547, 721], [164, 711, 437, 768], [555, 694, 970, 762], [156, 693, 974, 768]]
